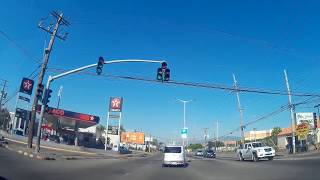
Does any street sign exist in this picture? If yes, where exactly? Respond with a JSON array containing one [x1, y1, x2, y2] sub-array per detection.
[[19, 78, 34, 95], [181, 128, 188, 139], [18, 96, 30, 102], [296, 123, 309, 140], [109, 97, 123, 112], [107, 125, 119, 135]]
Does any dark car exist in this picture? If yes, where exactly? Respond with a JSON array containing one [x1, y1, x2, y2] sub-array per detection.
[[203, 149, 216, 158], [48, 135, 60, 143], [119, 146, 132, 154]]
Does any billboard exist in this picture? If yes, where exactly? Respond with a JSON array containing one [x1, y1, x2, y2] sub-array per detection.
[[145, 136, 153, 142], [296, 123, 309, 140], [19, 78, 34, 95], [109, 97, 123, 112], [120, 132, 145, 144], [296, 112, 316, 130]]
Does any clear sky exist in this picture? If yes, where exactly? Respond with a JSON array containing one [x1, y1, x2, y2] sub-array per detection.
[[1, 0, 320, 142]]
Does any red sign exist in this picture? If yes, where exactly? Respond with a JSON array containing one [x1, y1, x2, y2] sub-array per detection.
[[109, 97, 123, 112], [19, 78, 34, 95]]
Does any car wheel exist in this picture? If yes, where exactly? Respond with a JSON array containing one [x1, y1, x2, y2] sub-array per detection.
[[162, 164, 167, 168], [268, 157, 274, 161], [252, 153, 259, 162], [239, 153, 244, 161]]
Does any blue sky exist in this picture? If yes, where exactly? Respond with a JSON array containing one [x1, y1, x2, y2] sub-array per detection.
[[1, 0, 320, 142]]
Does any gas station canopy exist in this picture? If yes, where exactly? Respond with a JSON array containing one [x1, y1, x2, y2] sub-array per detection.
[[37, 105, 100, 129]]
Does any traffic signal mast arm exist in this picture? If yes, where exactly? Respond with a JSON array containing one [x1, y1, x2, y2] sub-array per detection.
[[50, 59, 167, 82], [35, 58, 167, 152]]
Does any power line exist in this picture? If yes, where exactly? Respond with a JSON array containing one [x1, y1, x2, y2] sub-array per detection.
[[0, 30, 42, 64], [46, 67, 320, 98], [217, 97, 320, 140]]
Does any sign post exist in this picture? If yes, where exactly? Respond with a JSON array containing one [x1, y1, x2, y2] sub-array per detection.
[[106, 97, 123, 151]]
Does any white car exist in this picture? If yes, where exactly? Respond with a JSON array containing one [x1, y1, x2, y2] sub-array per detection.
[[195, 150, 203, 156], [163, 146, 186, 167], [236, 142, 275, 162]]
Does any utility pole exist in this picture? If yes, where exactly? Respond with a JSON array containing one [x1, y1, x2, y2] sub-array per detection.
[[27, 11, 69, 149], [284, 70, 296, 154], [216, 121, 219, 151], [204, 128, 208, 141], [0, 79, 8, 111], [233, 74, 245, 144]]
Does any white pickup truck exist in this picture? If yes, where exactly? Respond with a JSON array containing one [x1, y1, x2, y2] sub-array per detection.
[[236, 142, 275, 162]]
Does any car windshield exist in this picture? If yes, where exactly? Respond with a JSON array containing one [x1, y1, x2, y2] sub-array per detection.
[[164, 147, 181, 153], [2, 2, 319, 180], [252, 143, 266, 148]]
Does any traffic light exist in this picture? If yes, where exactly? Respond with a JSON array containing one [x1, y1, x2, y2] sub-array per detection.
[[164, 69, 170, 81], [45, 104, 49, 113], [156, 62, 170, 82], [161, 62, 167, 69], [156, 68, 163, 81], [96, 56, 104, 75], [36, 84, 44, 100], [42, 88, 52, 105]]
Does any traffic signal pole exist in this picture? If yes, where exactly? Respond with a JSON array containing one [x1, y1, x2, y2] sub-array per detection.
[[35, 59, 166, 152]]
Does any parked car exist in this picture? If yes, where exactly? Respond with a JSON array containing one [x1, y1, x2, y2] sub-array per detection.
[[203, 149, 216, 158], [119, 146, 132, 154], [48, 135, 60, 143], [195, 150, 203, 156], [163, 146, 186, 167], [236, 142, 275, 162]]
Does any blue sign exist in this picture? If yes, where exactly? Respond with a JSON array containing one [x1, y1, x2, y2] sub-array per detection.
[[181, 128, 188, 139]]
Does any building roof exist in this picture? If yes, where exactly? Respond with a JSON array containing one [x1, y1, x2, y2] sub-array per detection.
[[278, 127, 293, 137]]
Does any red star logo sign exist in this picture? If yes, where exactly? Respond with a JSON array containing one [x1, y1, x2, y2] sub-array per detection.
[[23, 80, 33, 91], [112, 98, 121, 108]]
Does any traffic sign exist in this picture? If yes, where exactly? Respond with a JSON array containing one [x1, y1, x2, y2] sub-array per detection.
[[181, 128, 188, 139]]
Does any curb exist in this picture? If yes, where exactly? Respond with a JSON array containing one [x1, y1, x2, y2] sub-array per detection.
[[3, 144, 56, 161]]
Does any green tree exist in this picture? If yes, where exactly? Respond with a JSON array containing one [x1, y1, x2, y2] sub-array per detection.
[[188, 143, 203, 150], [271, 127, 282, 145], [96, 124, 106, 139], [208, 141, 224, 149]]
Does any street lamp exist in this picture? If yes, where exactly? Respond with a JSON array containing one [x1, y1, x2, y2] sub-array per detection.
[[176, 98, 195, 147]]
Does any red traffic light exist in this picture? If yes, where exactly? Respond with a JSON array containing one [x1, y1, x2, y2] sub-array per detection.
[[161, 62, 167, 69]]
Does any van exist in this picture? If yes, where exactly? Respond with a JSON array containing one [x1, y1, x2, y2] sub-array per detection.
[[163, 146, 186, 167]]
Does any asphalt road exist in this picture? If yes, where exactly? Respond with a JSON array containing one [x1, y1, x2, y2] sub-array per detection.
[[1, 148, 320, 180]]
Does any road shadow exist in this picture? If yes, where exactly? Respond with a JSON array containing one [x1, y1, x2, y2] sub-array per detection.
[[0, 176, 8, 180], [162, 163, 189, 168]]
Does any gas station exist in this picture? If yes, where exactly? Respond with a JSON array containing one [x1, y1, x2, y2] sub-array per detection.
[[36, 105, 100, 146]]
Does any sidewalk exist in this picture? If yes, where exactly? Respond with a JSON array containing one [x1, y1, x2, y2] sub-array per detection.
[[0, 131, 150, 160]]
